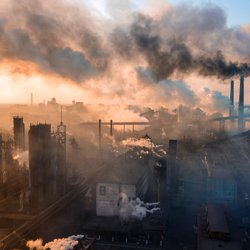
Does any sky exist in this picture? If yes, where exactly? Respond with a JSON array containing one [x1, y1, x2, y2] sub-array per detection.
[[0, 0, 250, 114], [166, 0, 250, 26], [86, 0, 250, 27]]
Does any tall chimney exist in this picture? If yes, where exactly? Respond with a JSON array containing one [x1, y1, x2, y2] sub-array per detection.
[[229, 80, 234, 129], [238, 75, 244, 130], [99, 119, 102, 150], [110, 120, 113, 136]]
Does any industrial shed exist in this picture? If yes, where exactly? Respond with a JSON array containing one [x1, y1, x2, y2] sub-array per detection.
[[96, 159, 149, 217]]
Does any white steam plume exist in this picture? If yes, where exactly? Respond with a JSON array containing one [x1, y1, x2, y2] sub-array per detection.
[[121, 137, 154, 149], [13, 150, 29, 168], [118, 193, 160, 222]]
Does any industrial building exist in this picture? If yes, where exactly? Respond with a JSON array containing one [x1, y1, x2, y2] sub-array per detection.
[[77, 138, 180, 249], [95, 158, 149, 217], [29, 124, 56, 206], [29, 118, 68, 207], [13, 116, 25, 152]]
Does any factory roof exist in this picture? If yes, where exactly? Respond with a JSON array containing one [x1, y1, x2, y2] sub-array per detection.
[[96, 156, 148, 185], [102, 163, 145, 185]]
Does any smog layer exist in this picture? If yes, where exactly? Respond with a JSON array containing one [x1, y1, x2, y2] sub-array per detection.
[[0, 0, 250, 113]]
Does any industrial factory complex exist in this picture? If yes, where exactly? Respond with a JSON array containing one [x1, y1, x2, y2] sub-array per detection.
[[0, 77, 250, 250]]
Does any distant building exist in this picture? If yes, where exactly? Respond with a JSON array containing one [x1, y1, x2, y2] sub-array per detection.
[[47, 97, 59, 109]]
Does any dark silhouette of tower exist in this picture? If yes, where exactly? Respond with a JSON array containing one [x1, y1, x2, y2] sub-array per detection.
[[56, 106, 67, 195], [110, 120, 113, 136], [238, 76, 244, 130], [99, 119, 102, 151], [13, 117, 25, 152], [229, 80, 234, 129], [29, 124, 56, 206]]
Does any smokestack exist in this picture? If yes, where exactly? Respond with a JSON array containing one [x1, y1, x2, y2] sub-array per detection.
[[238, 75, 244, 130], [230, 80, 234, 112], [60, 105, 63, 125], [99, 119, 102, 150], [229, 80, 234, 129], [110, 120, 113, 136]]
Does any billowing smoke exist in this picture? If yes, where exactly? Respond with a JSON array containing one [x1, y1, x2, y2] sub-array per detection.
[[121, 137, 154, 149], [26, 235, 84, 250], [129, 13, 250, 80], [26, 238, 43, 250], [199, 88, 230, 113], [118, 193, 160, 222], [0, 0, 248, 117], [0, 0, 250, 82]]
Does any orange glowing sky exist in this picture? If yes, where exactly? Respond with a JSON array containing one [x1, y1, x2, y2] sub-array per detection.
[[0, 0, 249, 114]]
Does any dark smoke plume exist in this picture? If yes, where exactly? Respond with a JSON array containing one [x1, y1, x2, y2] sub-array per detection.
[[128, 13, 250, 80], [0, 0, 250, 82]]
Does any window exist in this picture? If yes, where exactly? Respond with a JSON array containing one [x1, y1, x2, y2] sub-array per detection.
[[99, 185, 106, 196]]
